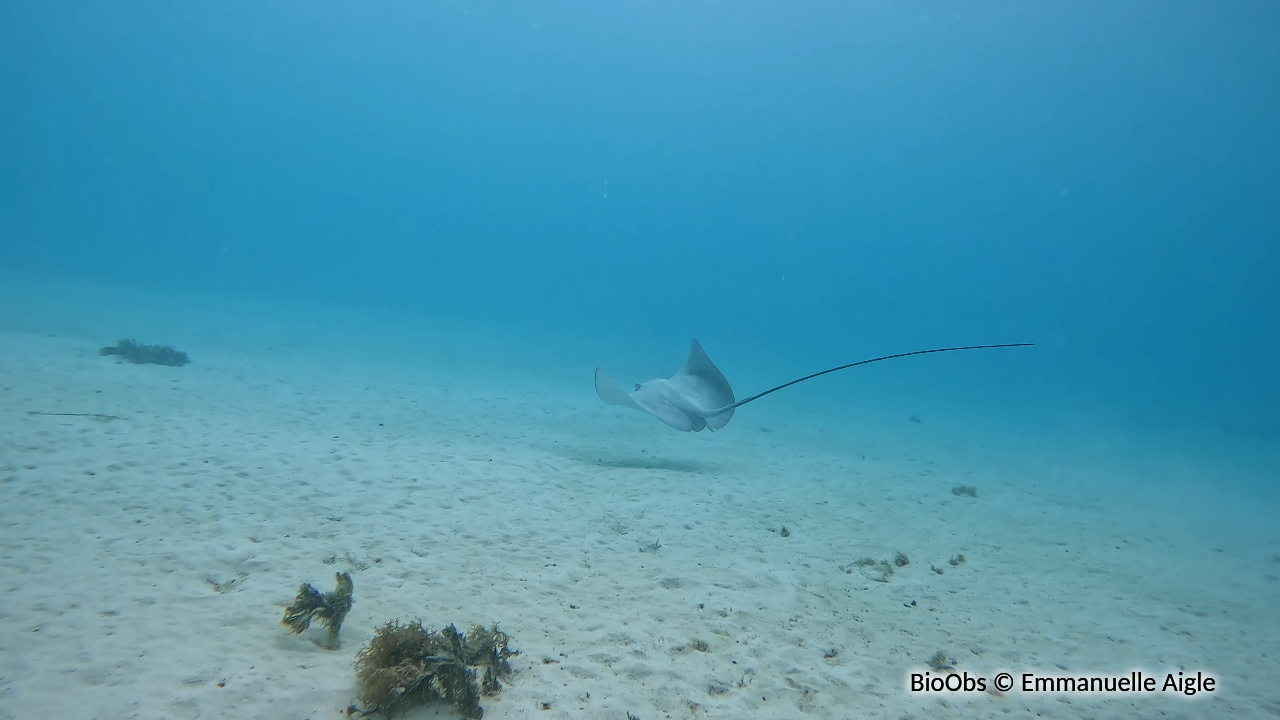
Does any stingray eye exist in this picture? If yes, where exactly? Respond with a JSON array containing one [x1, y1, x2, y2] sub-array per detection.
[[635, 384, 642, 391]]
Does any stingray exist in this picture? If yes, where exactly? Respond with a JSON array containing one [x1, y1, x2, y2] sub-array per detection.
[[594, 340, 1032, 432]]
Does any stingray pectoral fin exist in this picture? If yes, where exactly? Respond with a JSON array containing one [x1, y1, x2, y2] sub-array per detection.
[[595, 368, 645, 411], [673, 340, 736, 431]]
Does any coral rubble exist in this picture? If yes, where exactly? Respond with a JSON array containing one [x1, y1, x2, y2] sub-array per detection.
[[99, 339, 190, 366]]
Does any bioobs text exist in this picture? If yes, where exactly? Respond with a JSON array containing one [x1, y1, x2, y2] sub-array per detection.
[[910, 672, 985, 693]]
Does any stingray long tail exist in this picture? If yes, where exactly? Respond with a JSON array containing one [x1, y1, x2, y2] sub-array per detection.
[[702, 342, 1033, 417]]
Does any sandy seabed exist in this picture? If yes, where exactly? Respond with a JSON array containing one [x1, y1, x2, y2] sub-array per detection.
[[1, 282, 1277, 720]]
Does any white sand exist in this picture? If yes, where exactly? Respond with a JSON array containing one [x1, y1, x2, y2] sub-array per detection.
[[1, 278, 1277, 719]]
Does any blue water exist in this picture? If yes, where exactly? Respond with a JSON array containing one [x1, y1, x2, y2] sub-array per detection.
[[2, 1, 1277, 437]]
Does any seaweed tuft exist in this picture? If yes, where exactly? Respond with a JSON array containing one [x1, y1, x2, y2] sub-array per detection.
[[282, 572, 353, 649], [355, 621, 517, 719], [927, 649, 955, 671]]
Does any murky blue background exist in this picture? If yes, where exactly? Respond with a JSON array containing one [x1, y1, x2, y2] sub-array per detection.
[[2, 1, 1277, 439]]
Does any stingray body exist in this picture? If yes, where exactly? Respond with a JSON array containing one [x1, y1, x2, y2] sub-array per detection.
[[595, 339, 1032, 432], [595, 340, 735, 432]]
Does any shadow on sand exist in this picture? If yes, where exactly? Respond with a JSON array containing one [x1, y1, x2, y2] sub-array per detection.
[[553, 447, 719, 473], [592, 455, 718, 473]]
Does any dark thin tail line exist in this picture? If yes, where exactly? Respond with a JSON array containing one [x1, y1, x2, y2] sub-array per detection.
[[723, 343, 1034, 412]]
